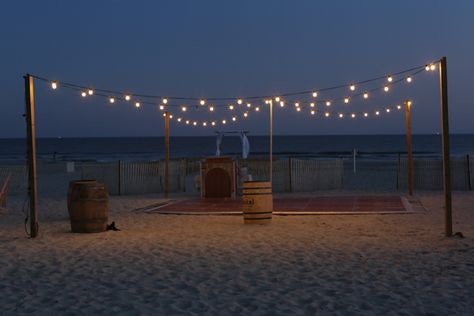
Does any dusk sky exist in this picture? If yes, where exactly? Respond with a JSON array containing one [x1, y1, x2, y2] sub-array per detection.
[[1, 0, 473, 137]]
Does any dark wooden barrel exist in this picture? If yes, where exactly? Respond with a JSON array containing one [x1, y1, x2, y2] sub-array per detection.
[[67, 180, 108, 233], [242, 181, 273, 224]]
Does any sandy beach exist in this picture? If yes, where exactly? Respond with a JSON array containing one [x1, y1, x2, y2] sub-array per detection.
[[0, 191, 473, 315]]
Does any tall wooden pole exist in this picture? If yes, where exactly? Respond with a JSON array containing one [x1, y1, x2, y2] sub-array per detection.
[[439, 56, 452, 237], [269, 100, 273, 184], [164, 111, 169, 198], [24, 74, 38, 238], [405, 100, 414, 196]]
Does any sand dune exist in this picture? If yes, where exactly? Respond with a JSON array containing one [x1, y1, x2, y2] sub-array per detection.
[[1, 192, 473, 315]]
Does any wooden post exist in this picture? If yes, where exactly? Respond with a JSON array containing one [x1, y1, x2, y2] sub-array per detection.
[[24, 74, 38, 238], [405, 100, 414, 196], [439, 56, 452, 237], [164, 111, 169, 198], [269, 100, 273, 184]]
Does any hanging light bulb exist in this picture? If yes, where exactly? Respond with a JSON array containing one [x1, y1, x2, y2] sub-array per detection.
[[209, 106, 214, 112], [375, 111, 380, 116], [243, 112, 248, 118], [193, 121, 197, 126], [384, 86, 389, 92], [350, 84, 356, 91], [363, 92, 369, 99], [181, 106, 187, 112], [229, 104, 234, 110], [351, 113, 356, 118], [406, 76, 412, 83], [255, 106, 260, 112], [203, 122, 207, 127], [280, 101, 285, 107], [312, 91, 318, 98], [51, 81, 58, 90], [294, 102, 300, 107], [397, 105, 402, 110], [186, 120, 190, 125], [364, 112, 368, 117], [310, 102, 315, 108], [246, 103, 252, 108], [163, 113, 166, 117], [88, 89, 94, 95], [211, 121, 216, 126], [162, 98, 168, 104], [177, 118, 182, 122], [81, 91, 87, 97], [310, 110, 315, 115], [222, 120, 226, 124], [425, 65, 430, 71], [325, 101, 331, 107], [232, 116, 237, 122], [339, 113, 344, 118], [296, 107, 301, 112], [325, 112, 330, 117], [237, 99, 243, 105], [200, 99, 206, 106], [344, 97, 350, 104], [387, 76, 393, 82], [386, 108, 391, 113], [159, 105, 165, 110], [109, 97, 115, 104], [135, 102, 140, 108], [430, 64, 436, 71], [169, 115, 173, 119], [125, 95, 131, 101], [275, 96, 281, 102]]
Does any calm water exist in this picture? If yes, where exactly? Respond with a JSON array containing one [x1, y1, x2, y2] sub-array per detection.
[[0, 134, 473, 163]]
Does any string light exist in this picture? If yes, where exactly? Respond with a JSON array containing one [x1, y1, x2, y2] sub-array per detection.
[[88, 89, 94, 95], [109, 97, 115, 104], [232, 116, 237, 122], [212, 121, 216, 126], [384, 86, 389, 92], [375, 111, 380, 115], [169, 114, 173, 119], [326, 101, 331, 107], [387, 76, 393, 82], [162, 98, 168, 104], [181, 106, 187, 112], [200, 99, 206, 106], [229, 105, 234, 110], [344, 97, 350, 104], [193, 121, 197, 126], [159, 105, 165, 110], [310, 110, 315, 115], [350, 84, 356, 91], [386, 108, 390, 113], [275, 96, 281, 102], [186, 120, 190, 125], [310, 102, 315, 108], [363, 92, 369, 99], [406, 76, 412, 83], [339, 113, 344, 118], [397, 105, 402, 110], [325, 112, 330, 117], [222, 119, 226, 124], [177, 118, 182, 122], [51, 81, 58, 90], [203, 122, 207, 127], [135, 102, 140, 108], [364, 112, 368, 117], [351, 113, 356, 118], [237, 99, 243, 105], [246, 103, 252, 108], [125, 95, 131, 101], [280, 101, 285, 107], [296, 107, 301, 112], [430, 64, 436, 71], [243, 112, 248, 118], [312, 91, 318, 98], [163, 113, 166, 117], [425, 65, 430, 71], [209, 106, 214, 112], [294, 102, 300, 107], [255, 106, 260, 112], [81, 91, 87, 97]]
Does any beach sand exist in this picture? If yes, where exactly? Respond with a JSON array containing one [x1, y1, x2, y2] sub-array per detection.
[[1, 191, 473, 315]]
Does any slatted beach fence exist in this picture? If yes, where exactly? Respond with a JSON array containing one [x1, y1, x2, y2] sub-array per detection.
[[80, 162, 120, 195], [0, 165, 27, 195], [120, 161, 161, 195], [291, 158, 343, 191]]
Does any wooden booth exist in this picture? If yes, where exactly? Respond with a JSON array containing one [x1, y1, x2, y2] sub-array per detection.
[[201, 157, 236, 198]]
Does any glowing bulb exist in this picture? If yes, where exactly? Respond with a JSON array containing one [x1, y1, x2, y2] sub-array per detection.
[[296, 107, 301, 112], [351, 113, 356, 118], [229, 105, 234, 110], [430, 64, 436, 71], [159, 105, 165, 110], [375, 111, 380, 116], [222, 120, 226, 124], [350, 85, 356, 91], [406, 76, 412, 83], [275, 96, 280, 102], [135, 102, 140, 108], [88, 89, 94, 95], [325, 112, 330, 117], [364, 112, 368, 117], [169, 115, 173, 119], [162, 98, 168, 104], [186, 120, 190, 124], [81, 91, 87, 97], [312, 91, 318, 98], [310, 103, 315, 108], [177, 118, 182, 122], [425, 65, 430, 71], [200, 99, 205, 106], [397, 105, 402, 110], [209, 106, 214, 112], [407, 101, 412, 106], [339, 113, 344, 118], [232, 116, 236, 122], [51, 81, 58, 90], [243, 112, 248, 118], [193, 121, 197, 126], [386, 108, 391, 113], [387, 76, 393, 82], [237, 99, 243, 105], [125, 95, 131, 101], [255, 106, 260, 112], [325, 101, 331, 107], [203, 122, 207, 127], [384, 86, 389, 92], [212, 121, 216, 126], [363, 92, 369, 99], [109, 97, 115, 104], [181, 106, 187, 112], [294, 102, 300, 107], [163, 113, 166, 117], [310, 110, 315, 115], [344, 97, 350, 104], [246, 103, 251, 108], [280, 101, 285, 107]]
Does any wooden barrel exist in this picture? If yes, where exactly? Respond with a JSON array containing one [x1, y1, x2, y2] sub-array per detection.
[[67, 180, 108, 233], [242, 181, 273, 224]]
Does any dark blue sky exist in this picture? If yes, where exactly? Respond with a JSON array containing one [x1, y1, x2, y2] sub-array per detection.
[[1, 0, 473, 137]]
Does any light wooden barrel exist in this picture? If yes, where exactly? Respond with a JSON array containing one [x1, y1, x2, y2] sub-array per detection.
[[67, 180, 108, 233], [242, 181, 273, 224]]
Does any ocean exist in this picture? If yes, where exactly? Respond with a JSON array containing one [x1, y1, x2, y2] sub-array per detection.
[[1, 134, 473, 164]]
